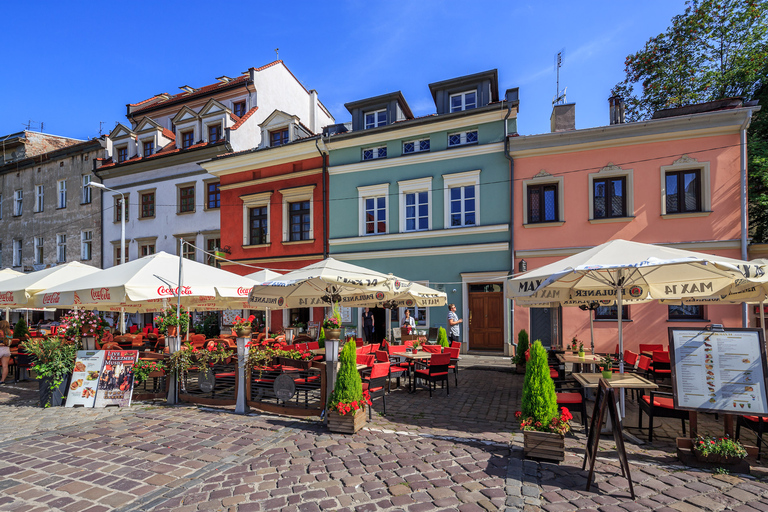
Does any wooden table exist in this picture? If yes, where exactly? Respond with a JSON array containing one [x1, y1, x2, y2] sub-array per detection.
[[557, 353, 603, 365], [398, 352, 433, 392], [572, 372, 658, 390]]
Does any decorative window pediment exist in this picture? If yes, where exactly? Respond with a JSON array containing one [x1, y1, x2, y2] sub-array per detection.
[[109, 123, 135, 141], [134, 117, 164, 134], [260, 110, 298, 129], [199, 99, 230, 118], [172, 105, 201, 125]]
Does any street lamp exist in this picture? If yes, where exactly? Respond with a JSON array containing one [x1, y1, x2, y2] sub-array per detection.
[[88, 181, 126, 333]]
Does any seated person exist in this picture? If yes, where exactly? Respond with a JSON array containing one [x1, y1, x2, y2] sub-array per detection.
[[100, 329, 114, 345]]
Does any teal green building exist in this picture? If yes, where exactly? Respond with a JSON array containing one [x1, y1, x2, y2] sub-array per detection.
[[325, 70, 519, 353]]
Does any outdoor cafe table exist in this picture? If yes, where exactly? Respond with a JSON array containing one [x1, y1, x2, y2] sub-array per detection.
[[572, 372, 658, 390], [557, 353, 602, 373], [398, 352, 433, 392]]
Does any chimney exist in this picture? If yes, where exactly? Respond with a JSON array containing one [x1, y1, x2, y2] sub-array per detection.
[[309, 89, 318, 133], [550, 103, 575, 132], [609, 96, 625, 124]]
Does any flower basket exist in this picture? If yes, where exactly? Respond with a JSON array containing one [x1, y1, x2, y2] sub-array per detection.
[[167, 326, 178, 337], [523, 430, 564, 462], [693, 451, 742, 465], [328, 407, 367, 434], [235, 326, 252, 338], [325, 328, 341, 340], [578, 350, 585, 358], [39, 376, 69, 408]]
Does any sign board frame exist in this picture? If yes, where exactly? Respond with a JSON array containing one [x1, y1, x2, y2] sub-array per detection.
[[668, 327, 768, 416]]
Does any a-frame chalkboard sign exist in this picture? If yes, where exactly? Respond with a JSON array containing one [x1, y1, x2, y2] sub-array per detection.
[[582, 379, 635, 500]]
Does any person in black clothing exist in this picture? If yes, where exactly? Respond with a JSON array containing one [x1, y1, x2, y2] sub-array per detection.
[[362, 308, 374, 343]]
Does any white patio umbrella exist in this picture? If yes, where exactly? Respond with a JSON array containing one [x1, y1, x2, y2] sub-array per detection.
[[34, 252, 258, 311], [245, 269, 283, 282], [0, 268, 23, 321], [0, 262, 100, 308], [359, 281, 447, 341], [248, 258, 412, 310], [508, 239, 758, 416]]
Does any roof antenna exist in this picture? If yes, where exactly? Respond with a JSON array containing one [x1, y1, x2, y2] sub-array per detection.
[[99, 121, 105, 136], [553, 48, 567, 105], [274, 48, 279, 60]]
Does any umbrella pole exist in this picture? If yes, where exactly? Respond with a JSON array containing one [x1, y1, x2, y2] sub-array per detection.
[[589, 311, 595, 355], [266, 307, 270, 338], [617, 271, 625, 418], [760, 299, 766, 344], [5, 307, 9, 322]]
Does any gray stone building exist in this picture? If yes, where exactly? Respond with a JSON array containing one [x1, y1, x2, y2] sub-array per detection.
[[0, 132, 105, 272]]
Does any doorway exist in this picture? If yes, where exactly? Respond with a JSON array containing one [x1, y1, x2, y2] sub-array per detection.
[[371, 307, 387, 344], [468, 283, 504, 350], [530, 306, 561, 350]]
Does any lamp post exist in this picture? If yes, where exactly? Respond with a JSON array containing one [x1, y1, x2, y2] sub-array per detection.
[[88, 182, 126, 333]]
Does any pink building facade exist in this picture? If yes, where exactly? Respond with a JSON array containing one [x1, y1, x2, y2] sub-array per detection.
[[508, 100, 758, 354]]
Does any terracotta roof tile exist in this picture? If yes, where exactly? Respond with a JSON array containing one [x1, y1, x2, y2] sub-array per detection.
[[131, 75, 248, 114], [161, 128, 176, 141], [230, 106, 258, 130], [97, 139, 226, 170]]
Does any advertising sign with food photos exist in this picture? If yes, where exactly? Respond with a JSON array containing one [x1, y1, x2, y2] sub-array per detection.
[[669, 328, 768, 415], [65, 350, 106, 407], [93, 350, 139, 408]]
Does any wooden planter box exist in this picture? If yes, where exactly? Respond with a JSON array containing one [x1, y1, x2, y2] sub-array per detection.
[[328, 407, 367, 434], [523, 430, 564, 462], [515, 363, 526, 374]]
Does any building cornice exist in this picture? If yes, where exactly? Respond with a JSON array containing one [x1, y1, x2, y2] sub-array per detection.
[[330, 224, 509, 246], [329, 142, 505, 176], [515, 239, 741, 259], [201, 140, 320, 177], [96, 145, 226, 179], [219, 167, 322, 191], [332, 242, 508, 261]]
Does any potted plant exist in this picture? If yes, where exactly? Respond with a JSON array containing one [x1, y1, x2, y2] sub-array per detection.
[[437, 327, 449, 348], [14, 317, 30, 340], [232, 314, 255, 338], [323, 303, 343, 340], [154, 308, 190, 337], [570, 337, 579, 355], [60, 309, 109, 343], [577, 341, 585, 358], [514, 329, 529, 374], [22, 336, 79, 407], [132, 359, 166, 399], [692, 435, 748, 464], [516, 340, 572, 462], [598, 355, 613, 379], [327, 340, 371, 433]]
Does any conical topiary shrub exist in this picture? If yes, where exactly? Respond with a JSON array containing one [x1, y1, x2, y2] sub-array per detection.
[[514, 329, 529, 368], [14, 317, 30, 340], [328, 340, 363, 410], [437, 327, 449, 348], [521, 340, 557, 426]]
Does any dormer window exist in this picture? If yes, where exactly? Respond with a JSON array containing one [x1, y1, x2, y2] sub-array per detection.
[[364, 109, 387, 129], [363, 146, 387, 161], [450, 91, 477, 112], [181, 131, 194, 149], [117, 146, 128, 163], [208, 124, 222, 142], [143, 140, 154, 157], [448, 130, 478, 147], [233, 101, 246, 117], [270, 128, 289, 147]]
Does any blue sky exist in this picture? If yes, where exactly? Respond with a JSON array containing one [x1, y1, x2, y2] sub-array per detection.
[[1, 0, 688, 141]]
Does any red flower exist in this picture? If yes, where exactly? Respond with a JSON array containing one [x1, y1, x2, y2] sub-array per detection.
[[514, 411, 522, 419]]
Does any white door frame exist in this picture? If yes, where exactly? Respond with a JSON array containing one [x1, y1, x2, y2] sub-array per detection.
[[460, 271, 509, 354]]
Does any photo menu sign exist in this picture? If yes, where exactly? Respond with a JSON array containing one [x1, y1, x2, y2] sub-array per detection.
[[65, 350, 105, 408], [669, 328, 768, 415]]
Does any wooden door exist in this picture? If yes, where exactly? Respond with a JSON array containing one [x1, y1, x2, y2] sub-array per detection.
[[468, 284, 504, 350]]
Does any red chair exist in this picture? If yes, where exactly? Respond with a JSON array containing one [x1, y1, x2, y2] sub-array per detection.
[[556, 387, 588, 435], [638, 343, 665, 355], [422, 345, 442, 354], [129, 325, 138, 334], [413, 353, 451, 397], [356, 354, 375, 368], [363, 362, 389, 419], [736, 415, 767, 460], [376, 350, 407, 390], [355, 339, 364, 348], [404, 340, 414, 348], [623, 350, 639, 370], [307, 341, 319, 350], [446, 346, 460, 386], [639, 390, 689, 441], [450, 342, 461, 351], [650, 351, 671, 382]]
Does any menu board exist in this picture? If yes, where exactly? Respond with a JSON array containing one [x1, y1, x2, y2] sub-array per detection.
[[669, 328, 768, 415], [93, 350, 139, 408], [65, 350, 105, 408], [223, 309, 242, 326]]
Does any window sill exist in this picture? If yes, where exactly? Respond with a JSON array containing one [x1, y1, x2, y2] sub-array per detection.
[[447, 142, 478, 149], [661, 211, 712, 219], [594, 318, 633, 322], [362, 157, 387, 163], [113, 220, 128, 224], [523, 221, 565, 228], [401, 150, 430, 157], [80, 201, 92, 206], [283, 239, 314, 245], [589, 216, 634, 224], [177, 210, 196, 216], [204, 207, 220, 212], [139, 216, 155, 221], [57, 206, 67, 210], [243, 243, 270, 249], [667, 318, 710, 323], [34, 210, 43, 214]]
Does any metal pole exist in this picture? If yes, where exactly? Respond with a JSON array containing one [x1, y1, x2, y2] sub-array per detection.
[[760, 299, 766, 345], [617, 270, 625, 418], [235, 335, 250, 414], [177, 241, 183, 335], [589, 311, 595, 355]]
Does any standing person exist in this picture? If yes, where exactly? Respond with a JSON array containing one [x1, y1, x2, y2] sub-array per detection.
[[362, 308, 375, 343], [447, 304, 463, 345], [0, 320, 13, 384], [402, 309, 416, 335]]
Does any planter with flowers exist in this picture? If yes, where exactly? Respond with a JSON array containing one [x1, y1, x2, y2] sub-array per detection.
[[132, 358, 167, 400], [598, 355, 613, 379], [60, 310, 109, 345], [323, 303, 343, 340], [516, 340, 572, 462], [22, 336, 79, 407], [232, 314, 255, 338], [154, 308, 190, 337], [692, 435, 748, 464], [327, 340, 370, 433]]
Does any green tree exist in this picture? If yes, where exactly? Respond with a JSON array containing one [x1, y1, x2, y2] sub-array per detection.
[[521, 340, 558, 426], [437, 327, 449, 348], [328, 340, 363, 407], [13, 317, 30, 340], [749, 84, 768, 242], [612, 0, 768, 121], [514, 329, 529, 366]]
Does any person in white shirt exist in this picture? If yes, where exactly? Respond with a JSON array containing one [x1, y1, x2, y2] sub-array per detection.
[[401, 309, 416, 335], [447, 303, 463, 344]]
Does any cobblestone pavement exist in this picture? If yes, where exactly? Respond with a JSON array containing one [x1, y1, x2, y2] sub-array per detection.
[[0, 356, 766, 511]]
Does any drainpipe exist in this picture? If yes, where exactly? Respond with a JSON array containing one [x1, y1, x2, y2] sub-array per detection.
[[91, 169, 106, 270], [315, 136, 329, 259], [503, 89, 518, 356], [740, 108, 754, 327]]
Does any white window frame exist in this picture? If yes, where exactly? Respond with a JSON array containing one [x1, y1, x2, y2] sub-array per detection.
[[177, 182, 196, 214], [116, 144, 129, 163], [402, 138, 430, 155], [443, 170, 480, 228], [140, 243, 156, 257], [522, 173, 565, 226], [206, 121, 223, 142], [57, 180, 67, 209], [14, 190, 22, 216], [362, 145, 387, 161], [398, 177, 432, 233], [659, 157, 711, 216], [113, 243, 129, 266], [56, 234, 67, 263], [114, 194, 129, 222], [82, 175, 92, 204], [357, 183, 389, 236], [448, 129, 479, 147], [241, 191, 273, 247], [364, 109, 387, 129], [281, 185, 315, 242], [141, 138, 155, 158], [34, 237, 44, 265], [35, 185, 44, 212], [81, 230, 92, 261], [588, 164, 634, 222], [450, 90, 477, 112], [12, 239, 21, 267]]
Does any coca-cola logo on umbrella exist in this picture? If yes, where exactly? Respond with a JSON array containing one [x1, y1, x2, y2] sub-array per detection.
[[157, 285, 193, 296], [0, 292, 13, 303], [237, 287, 251, 297], [42, 292, 60, 305], [91, 288, 111, 301]]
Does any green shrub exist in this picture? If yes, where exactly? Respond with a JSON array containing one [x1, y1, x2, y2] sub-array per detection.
[[328, 340, 363, 408], [514, 329, 529, 365], [437, 327, 449, 347], [521, 340, 558, 426], [13, 317, 30, 339]]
